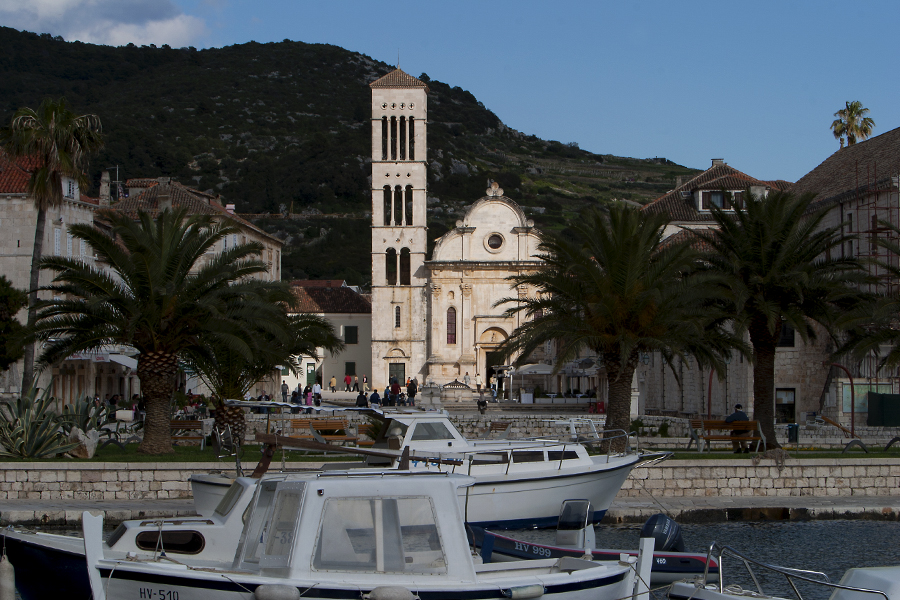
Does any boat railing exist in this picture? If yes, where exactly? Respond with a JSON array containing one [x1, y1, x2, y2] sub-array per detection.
[[700, 541, 889, 600]]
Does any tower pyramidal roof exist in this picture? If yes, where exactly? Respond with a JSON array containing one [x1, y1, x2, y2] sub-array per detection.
[[370, 68, 429, 91]]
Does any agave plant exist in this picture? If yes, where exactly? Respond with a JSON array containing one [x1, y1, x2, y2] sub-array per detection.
[[0, 387, 80, 458], [59, 397, 107, 436]]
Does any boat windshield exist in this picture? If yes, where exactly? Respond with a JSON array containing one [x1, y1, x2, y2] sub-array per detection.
[[312, 496, 447, 575], [236, 479, 306, 570], [213, 481, 245, 518], [409, 421, 455, 441]]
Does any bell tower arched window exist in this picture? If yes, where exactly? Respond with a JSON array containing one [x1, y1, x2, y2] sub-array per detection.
[[385, 248, 397, 285], [409, 117, 415, 160], [383, 185, 391, 226], [447, 307, 457, 345], [390, 117, 397, 160], [405, 185, 413, 225], [381, 116, 388, 160], [399, 248, 411, 286], [394, 185, 403, 225]]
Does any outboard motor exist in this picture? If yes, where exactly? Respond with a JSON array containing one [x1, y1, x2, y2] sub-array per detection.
[[556, 500, 595, 550], [640, 513, 684, 552]]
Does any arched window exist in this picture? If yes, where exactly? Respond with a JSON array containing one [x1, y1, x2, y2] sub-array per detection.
[[399, 116, 406, 160], [395, 306, 401, 328], [405, 185, 413, 225], [399, 248, 411, 285], [381, 116, 388, 160], [390, 116, 397, 160], [408, 117, 415, 160], [385, 248, 397, 285], [447, 307, 457, 345], [394, 185, 403, 225], [383, 186, 391, 226]]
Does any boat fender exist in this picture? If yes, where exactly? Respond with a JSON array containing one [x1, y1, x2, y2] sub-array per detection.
[[0, 555, 14, 600], [253, 584, 301, 600], [502, 584, 545, 599], [362, 586, 419, 600]]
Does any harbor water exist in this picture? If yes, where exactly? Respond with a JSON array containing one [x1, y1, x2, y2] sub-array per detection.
[[514, 519, 900, 599]]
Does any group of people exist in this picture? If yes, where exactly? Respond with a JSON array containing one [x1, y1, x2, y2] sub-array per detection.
[[352, 377, 418, 408]]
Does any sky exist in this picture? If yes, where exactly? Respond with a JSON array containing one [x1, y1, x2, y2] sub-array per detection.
[[2, 0, 899, 182]]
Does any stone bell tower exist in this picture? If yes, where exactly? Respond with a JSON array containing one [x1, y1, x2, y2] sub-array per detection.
[[369, 69, 429, 388]]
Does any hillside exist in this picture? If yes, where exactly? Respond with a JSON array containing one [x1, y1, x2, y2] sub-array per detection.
[[0, 27, 700, 285]]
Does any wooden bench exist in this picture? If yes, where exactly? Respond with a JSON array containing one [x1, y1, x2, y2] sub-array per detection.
[[481, 421, 512, 439], [688, 419, 765, 452], [171, 420, 205, 450], [289, 418, 358, 446], [356, 422, 378, 447]]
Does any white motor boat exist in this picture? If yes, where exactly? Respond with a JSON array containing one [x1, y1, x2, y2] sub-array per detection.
[[668, 542, 897, 600], [85, 470, 647, 600], [192, 409, 654, 529], [0, 477, 259, 600]]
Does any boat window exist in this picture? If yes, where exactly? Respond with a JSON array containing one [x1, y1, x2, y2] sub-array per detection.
[[512, 450, 546, 463], [409, 422, 454, 441], [236, 479, 306, 570], [547, 451, 579, 461], [135, 530, 206, 554], [471, 452, 508, 465], [313, 496, 447, 575], [214, 481, 245, 518]]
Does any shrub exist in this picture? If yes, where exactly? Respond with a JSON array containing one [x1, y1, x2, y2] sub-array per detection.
[[0, 387, 80, 458]]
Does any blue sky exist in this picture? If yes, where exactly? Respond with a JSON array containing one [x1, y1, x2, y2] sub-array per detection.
[[3, 0, 899, 182]]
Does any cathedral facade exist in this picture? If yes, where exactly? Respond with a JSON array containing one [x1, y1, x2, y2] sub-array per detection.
[[369, 69, 542, 388]]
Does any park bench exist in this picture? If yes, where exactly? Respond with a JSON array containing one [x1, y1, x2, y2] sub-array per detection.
[[356, 422, 379, 447], [687, 418, 765, 452], [289, 418, 358, 446], [481, 421, 513, 439], [171, 420, 206, 450]]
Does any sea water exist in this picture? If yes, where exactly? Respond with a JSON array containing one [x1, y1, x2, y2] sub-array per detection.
[[513, 519, 900, 599]]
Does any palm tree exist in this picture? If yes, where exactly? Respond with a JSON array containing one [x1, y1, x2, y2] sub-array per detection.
[[831, 101, 875, 147], [497, 205, 739, 448], [698, 190, 868, 448], [27, 207, 294, 454], [0, 98, 103, 390], [186, 311, 343, 401]]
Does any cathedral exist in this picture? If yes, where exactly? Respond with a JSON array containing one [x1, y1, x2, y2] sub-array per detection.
[[369, 69, 542, 388]]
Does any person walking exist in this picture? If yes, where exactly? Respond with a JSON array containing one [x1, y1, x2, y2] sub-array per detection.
[[329, 376, 337, 393], [390, 380, 401, 406], [475, 373, 483, 392], [356, 390, 369, 407], [406, 379, 418, 407], [362, 374, 369, 392], [281, 380, 289, 403], [344, 373, 353, 392], [463, 372, 471, 386], [353, 375, 360, 392], [312, 381, 322, 404], [725, 403, 750, 453]]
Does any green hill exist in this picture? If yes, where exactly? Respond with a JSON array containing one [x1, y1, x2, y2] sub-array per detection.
[[0, 27, 699, 285]]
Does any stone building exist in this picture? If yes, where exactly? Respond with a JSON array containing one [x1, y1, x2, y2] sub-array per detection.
[[285, 280, 372, 393]]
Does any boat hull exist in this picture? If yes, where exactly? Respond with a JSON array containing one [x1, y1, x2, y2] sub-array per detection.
[[469, 526, 719, 585], [191, 454, 640, 529], [0, 530, 91, 600]]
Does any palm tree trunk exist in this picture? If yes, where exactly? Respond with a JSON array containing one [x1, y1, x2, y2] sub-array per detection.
[[21, 207, 47, 391], [603, 352, 636, 452], [749, 316, 780, 450], [137, 351, 178, 454]]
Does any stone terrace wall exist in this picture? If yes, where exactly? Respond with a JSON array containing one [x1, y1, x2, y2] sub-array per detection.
[[620, 458, 900, 498]]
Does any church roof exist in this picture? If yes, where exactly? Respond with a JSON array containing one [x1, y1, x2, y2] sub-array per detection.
[[370, 68, 429, 91], [0, 152, 38, 194]]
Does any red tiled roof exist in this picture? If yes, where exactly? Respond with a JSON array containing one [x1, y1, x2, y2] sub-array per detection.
[[112, 179, 282, 245], [642, 162, 787, 222], [291, 284, 371, 314], [290, 279, 346, 288], [370, 68, 429, 91], [125, 178, 159, 188], [658, 228, 716, 253], [0, 152, 39, 194], [790, 126, 900, 208]]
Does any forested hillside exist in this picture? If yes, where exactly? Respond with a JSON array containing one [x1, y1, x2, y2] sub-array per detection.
[[0, 27, 699, 284]]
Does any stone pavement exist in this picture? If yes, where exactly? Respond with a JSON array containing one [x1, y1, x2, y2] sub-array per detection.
[[0, 490, 897, 527]]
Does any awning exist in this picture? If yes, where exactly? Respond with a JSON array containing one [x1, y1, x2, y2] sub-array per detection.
[[108, 354, 138, 370], [513, 363, 555, 375]]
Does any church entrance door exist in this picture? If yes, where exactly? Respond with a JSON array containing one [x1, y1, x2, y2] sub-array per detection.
[[388, 363, 406, 385], [485, 351, 504, 396]]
